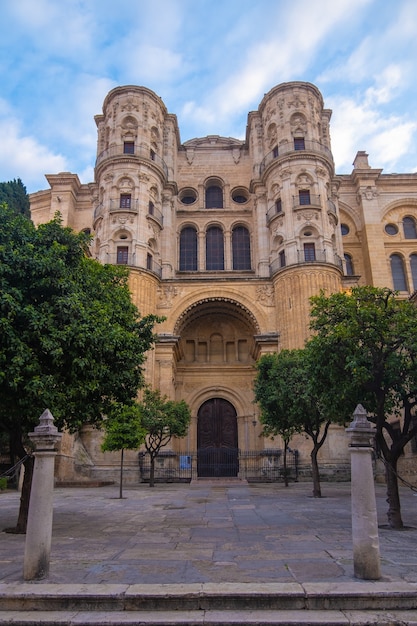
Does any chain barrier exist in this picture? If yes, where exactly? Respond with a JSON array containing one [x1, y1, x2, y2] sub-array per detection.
[[0, 455, 30, 480], [376, 452, 417, 493]]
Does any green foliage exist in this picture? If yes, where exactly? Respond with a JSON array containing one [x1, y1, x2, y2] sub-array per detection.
[[0, 477, 7, 490], [254, 351, 304, 444], [0, 204, 161, 458], [138, 387, 190, 487], [308, 286, 417, 443], [139, 388, 191, 460], [0, 179, 30, 217], [254, 348, 341, 494], [101, 404, 145, 453], [308, 285, 417, 525]]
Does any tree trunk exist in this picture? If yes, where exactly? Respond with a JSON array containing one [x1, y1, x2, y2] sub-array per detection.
[[5, 455, 34, 534], [283, 441, 289, 487], [385, 456, 403, 529], [149, 456, 155, 487], [311, 447, 322, 497], [119, 448, 124, 499]]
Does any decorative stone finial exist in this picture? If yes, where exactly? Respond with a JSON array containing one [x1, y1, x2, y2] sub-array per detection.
[[28, 409, 62, 450], [346, 404, 375, 447]]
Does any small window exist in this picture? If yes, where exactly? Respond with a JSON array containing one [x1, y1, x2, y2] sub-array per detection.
[[117, 246, 129, 265], [344, 253, 354, 276], [341, 224, 350, 236], [123, 141, 135, 154], [272, 146, 279, 158], [181, 195, 196, 205], [275, 198, 282, 214], [390, 254, 407, 290], [294, 137, 305, 150], [146, 253, 153, 270], [232, 188, 248, 204], [150, 149, 156, 161], [120, 194, 131, 209], [205, 186, 223, 209], [148, 201, 154, 215], [403, 216, 417, 239], [385, 223, 398, 236], [304, 242, 316, 262], [279, 250, 286, 268], [179, 188, 197, 205], [299, 190, 311, 205]]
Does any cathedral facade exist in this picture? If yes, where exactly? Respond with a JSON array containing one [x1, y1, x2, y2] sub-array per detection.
[[30, 81, 417, 483]]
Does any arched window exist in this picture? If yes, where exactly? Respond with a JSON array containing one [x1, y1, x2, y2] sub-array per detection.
[[179, 227, 197, 271], [410, 254, 417, 290], [403, 216, 417, 239], [205, 185, 223, 208], [232, 226, 251, 270], [206, 226, 224, 270], [344, 253, 354, 276], [390, 254, 407, 291]]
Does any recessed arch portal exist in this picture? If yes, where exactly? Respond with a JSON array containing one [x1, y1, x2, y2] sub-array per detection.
[[174, 298, 260, 365]]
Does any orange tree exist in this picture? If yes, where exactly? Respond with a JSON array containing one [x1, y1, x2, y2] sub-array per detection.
[[138, 388, 191, 487], [254, 348, 349, 495], [308, 286, 417, 528], [0, 205, 160, 530]]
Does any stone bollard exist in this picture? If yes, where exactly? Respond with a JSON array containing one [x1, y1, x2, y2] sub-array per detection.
[[346, 404, 381, 580], [23, 409, 62, 580]]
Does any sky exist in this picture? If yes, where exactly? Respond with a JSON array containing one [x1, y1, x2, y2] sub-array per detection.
[[1, 0, 417, 194]]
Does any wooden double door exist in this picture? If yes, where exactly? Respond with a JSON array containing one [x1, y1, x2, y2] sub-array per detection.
[[197, 398, 238, 477]]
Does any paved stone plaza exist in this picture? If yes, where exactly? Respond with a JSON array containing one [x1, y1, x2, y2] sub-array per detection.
[[1, 480, 416, 585]]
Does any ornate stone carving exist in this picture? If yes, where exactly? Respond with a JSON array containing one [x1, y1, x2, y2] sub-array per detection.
[[362, 186, 377, 201], [158, 285, 179, 308], [186, 148, 195, 164], [232, 148, 241, 164], [256, 285, 275, 307]]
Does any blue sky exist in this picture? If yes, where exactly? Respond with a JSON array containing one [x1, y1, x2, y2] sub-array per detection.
[[1, 0, 417, 193]]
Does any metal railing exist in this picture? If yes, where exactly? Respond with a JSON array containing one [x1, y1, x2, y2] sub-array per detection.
[[104, 254, 162, 278], [259, 140, 333, 176], [270, 251, 343, 275], [266, 204, 285, 224], [147, 206, 164, 227], [93, 201, 164, 226], [109, 198, 139, 213], [95, 144, 168, 177], [138, 448, 299, 483], [292, 194, 321, 209]]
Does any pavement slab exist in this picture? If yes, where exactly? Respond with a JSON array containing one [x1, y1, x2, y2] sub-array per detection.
[[0, 481, 416, 587]]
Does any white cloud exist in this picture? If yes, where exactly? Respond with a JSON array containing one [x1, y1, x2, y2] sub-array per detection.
[[328, 93, 417, 172], [0, 104, 68, 192], [8, 0, 96, 61], [364, 65, 404, 105], [180, 0, 372, 130]]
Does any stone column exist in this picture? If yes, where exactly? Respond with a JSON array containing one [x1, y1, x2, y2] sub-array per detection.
[[23, 409, 62, 580], [346, 404, 381, 580]]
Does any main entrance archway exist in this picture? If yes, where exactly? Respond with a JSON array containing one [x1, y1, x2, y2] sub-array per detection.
[[197, 398, 238, 477]]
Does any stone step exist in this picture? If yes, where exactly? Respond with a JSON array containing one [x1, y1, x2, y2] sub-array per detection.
[[1, 608, 417, 625], [1, 582, 417, 613]]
